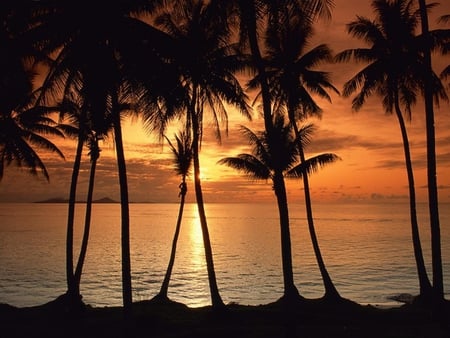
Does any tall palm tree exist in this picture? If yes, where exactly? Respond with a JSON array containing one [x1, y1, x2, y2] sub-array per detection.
[[334, 0, 447, 300], [69, 93, 115, 304], [152, 0, 251, 309], [24, 0, 168, 315], [45, 84, 116, 310], [73, 131, 102, 294], [250, 7, 342, 300], [418, 0, 444, 306], [219, 117, 339, 303], [153, 131, 193, 302]]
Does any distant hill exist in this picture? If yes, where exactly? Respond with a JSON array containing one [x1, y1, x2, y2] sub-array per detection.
[[35, 197, 119, 203], [35, 197, 67, 203], [93, 197, 118, 203]]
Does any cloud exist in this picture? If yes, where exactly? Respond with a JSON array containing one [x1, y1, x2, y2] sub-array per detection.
[[370, 193, 408, 201]]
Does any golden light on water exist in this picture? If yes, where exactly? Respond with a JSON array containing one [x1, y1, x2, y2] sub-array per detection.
[[187, 207, 206, 271]]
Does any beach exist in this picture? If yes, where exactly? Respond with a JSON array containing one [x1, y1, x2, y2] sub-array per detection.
[[1, 296, 450, 338], [1, 202, 449, 336]]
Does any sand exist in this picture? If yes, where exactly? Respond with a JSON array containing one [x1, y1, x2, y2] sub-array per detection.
[[1, 296, 449, 337]]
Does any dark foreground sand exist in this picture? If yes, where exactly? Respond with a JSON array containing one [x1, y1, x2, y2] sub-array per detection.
[[1, 297, 449, 338]]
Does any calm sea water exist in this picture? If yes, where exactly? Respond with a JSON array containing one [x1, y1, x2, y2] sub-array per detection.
[[0, 202, 448, 308]]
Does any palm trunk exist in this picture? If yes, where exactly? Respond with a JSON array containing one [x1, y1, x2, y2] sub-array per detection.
[[288, 104, 339, 299], [74, 151, 98, 286], [417, 0, 444, 304], [394, 96, 432, 298], [113, 102, 133, 316], [290, 117, 340, 300], [191, 107, 224, 309], [273, 172, 299, 301], [300, 148, 340, 300], [157, 179, 187, 299], [66, 135, 83, 302]]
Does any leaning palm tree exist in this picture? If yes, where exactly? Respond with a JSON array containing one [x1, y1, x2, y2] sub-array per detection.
[[71, 96, 115, 303], [219, 117, 339, 304], [251, 7, 342, 301], [41, 85, 115, 310], [73, 130, 102, 294], [153, 131, 193, 302], [335, 0, 447, 301], [151, 0, 251, 309]]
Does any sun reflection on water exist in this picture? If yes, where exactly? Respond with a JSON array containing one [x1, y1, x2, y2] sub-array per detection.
[[187, 206, 206, 272]]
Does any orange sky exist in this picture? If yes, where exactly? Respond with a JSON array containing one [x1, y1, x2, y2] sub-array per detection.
[[0, 0, 449, 204]]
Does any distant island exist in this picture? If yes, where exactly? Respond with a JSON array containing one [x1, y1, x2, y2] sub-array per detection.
[[35, 197, 119, 203]]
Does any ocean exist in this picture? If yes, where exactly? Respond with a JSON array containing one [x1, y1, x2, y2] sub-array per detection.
[[0, 202, 448, 308]]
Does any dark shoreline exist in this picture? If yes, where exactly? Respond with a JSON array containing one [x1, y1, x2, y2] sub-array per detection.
[[1, 297, 449, 338]]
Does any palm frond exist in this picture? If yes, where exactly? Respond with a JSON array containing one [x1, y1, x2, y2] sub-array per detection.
[[218, 155, 271, 181], [287, 153, 340, 178]]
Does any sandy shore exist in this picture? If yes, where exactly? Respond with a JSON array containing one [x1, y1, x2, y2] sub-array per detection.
[[1, 297, 449, 337]]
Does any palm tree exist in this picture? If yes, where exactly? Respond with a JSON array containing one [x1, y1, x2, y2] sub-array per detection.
[[0, 3, 65, 181], [213, 0, 334, 134], [151, 0, 251, 309], [73, 131, 102, 297], [42, 84, 115, 311], [24, 0, 168, 315], [334, 0, 447, 300], [417, 0, 444, 307], [0, 100, 66, 182], [70, 93, 115, 304], [153, 131, 193, 302], [250, 7, 342, 301], [219, 117, 339, 304]]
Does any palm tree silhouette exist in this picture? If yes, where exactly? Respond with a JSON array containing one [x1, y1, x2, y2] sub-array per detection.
[[417, 0, 446, 307], [0, 98, 65, 182], [152, 0, 251, 309], [24, 1, 168, 315], [335, 0, 447, 301], [0, 5, 65, 181], [219, 117, 339, 304], [249, 7, 342, 301], [73, 131, 102, 292], [215, 0, 334, 134], [68, 92, 115, 305], [153, 131, 193, 302]]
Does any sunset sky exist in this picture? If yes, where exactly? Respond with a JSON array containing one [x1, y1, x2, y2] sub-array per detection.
[[1, 0, 449, 204]]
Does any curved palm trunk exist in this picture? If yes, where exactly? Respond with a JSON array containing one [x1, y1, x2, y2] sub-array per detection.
[[290, 118, 340, 300], [299, 148, 340, 299], [273, 172, 300, 301], [394, 96, 432, 298], [113, 102, 133, 315], [191, 113, 224, 310], [418, 0, 444, 305], [156, 179, 187, 300], [74, 150, 98, 287], [66, 135, 83, 303]]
